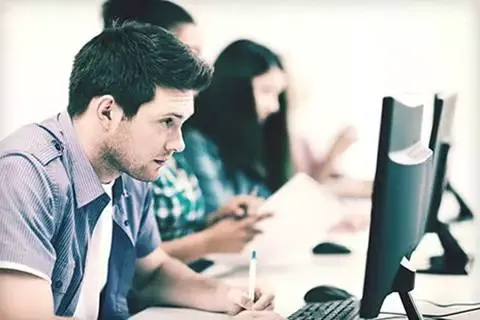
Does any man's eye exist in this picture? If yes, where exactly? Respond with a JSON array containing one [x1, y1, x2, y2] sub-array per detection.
[[161, 118, 174, 128]]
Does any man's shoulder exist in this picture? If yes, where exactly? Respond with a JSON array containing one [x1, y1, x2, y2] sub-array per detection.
[[0, 118, 72, 198], [0, 119, 64, 167]]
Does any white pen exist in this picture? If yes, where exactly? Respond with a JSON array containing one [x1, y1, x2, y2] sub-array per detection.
[[248, 249, 257, 308]]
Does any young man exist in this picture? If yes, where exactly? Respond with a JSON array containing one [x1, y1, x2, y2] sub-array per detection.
[[101, 0, 270, 265], [0, 22, 282, 320]]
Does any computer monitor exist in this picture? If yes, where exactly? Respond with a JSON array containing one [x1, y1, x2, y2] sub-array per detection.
[[428, 95, 472, 225], [417, 93, 469, 275], [359, 96, 433, 319]]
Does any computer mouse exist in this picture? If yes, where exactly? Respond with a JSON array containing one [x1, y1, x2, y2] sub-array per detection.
[[312, 242, 352, 255], [304, 285, 354, 303]]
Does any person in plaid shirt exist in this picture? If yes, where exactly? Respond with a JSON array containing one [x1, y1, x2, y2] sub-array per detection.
[[152, 154, 206, 242], [151, 152, 271, 264], [102, 0, 272, 266]]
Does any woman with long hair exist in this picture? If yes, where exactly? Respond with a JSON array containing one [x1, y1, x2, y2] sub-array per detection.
[[183, 39, 290, 213]]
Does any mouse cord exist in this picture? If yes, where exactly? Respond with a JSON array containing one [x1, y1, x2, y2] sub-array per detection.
[[380, 305, 480, 319], [377, 316, 437, 320], [417, 298, 480, 308]]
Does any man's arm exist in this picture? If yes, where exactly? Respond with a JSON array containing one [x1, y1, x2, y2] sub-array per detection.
[[132, 247, 276, 316], [0, 155, 68, 319], [159, 230, 212, 264], [134, 181, 230, 312], [133, 191, 276, 316], [132, 247, 231, 313], [0, 270, 72, 320]]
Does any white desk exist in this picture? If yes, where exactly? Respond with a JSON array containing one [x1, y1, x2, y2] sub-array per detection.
[[131, 197, 478, 320]]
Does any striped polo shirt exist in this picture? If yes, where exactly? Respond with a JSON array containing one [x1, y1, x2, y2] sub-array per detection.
[[0, 111, 161, 319]]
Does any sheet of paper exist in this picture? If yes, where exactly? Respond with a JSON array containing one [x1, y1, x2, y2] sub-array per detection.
[[207, 173, 347, 267]]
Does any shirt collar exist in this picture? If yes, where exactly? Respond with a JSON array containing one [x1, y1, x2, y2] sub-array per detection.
[[56, 111, 114, 208]]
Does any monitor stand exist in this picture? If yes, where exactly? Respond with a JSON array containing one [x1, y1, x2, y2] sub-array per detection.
[[392, 257, 424, 320], [417, 222, 469, 275], [446, 182, 474, 223]]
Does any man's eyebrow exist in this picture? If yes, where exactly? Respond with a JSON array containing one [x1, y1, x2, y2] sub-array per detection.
[[161, 112, 184, 119]]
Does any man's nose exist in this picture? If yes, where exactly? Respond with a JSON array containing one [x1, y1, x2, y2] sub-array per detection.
[[166, 130, 185, 153]]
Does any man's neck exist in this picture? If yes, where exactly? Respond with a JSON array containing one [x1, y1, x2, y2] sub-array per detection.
[[72, 117, 120, 184]]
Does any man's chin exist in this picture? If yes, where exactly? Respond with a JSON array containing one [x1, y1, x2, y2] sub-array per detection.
[[126, 169, 164, 182]]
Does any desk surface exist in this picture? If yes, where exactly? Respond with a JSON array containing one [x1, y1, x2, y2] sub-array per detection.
[[131, 198, 478, 320]]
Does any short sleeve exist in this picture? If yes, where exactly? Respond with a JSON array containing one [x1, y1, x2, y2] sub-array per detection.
[[0, 155, 57, 281], [182, 130, 235, 213], [135, 185, 162, 258], [256, 183, 271, 199]]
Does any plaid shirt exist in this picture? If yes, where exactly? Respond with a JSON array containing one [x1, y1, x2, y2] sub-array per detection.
[[152, 153, 206, 241], [182, 129, 271, 213]]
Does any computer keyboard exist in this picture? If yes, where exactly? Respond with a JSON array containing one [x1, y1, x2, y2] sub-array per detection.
[[287, 298, 359, 320]]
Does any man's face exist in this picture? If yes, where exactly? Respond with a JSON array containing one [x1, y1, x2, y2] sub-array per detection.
[[106, 88, 194, 181]]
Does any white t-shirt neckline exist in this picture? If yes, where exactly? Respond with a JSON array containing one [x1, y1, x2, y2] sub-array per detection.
[[73, 181, 114, 319]]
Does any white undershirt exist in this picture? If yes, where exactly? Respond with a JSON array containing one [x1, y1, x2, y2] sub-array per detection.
[[74, 182, 114, 320]]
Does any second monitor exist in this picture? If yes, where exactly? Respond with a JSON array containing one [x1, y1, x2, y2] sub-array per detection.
[[417, 93, 470, 275]]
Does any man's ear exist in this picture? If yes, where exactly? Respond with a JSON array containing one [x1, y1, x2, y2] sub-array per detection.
[[95, 95, 123, 130]]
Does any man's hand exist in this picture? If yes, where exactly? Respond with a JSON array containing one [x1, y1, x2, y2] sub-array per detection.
[[204, 214, 273, 253], [223, 287, 275, 316], [206, 195, 264, 226], [134, 253, 279, 317]]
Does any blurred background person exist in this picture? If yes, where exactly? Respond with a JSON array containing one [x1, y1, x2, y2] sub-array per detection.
[[183, 39, 290, 213], [289, 114, 373, 198]]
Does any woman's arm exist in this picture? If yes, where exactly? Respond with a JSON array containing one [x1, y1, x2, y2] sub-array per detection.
[[313, 126, 358, 182]]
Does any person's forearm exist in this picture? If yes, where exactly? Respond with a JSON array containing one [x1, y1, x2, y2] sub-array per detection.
[[315, 134, 351, 181], [136, 256, 230, 312], [4, 314, 73, 320], [160, 230, 213, 264], [314, 156, 335, 182]]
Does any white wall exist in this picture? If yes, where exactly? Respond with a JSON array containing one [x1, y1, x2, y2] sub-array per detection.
[[0, 0, 105, 135], [1, 0, 478, 208]]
